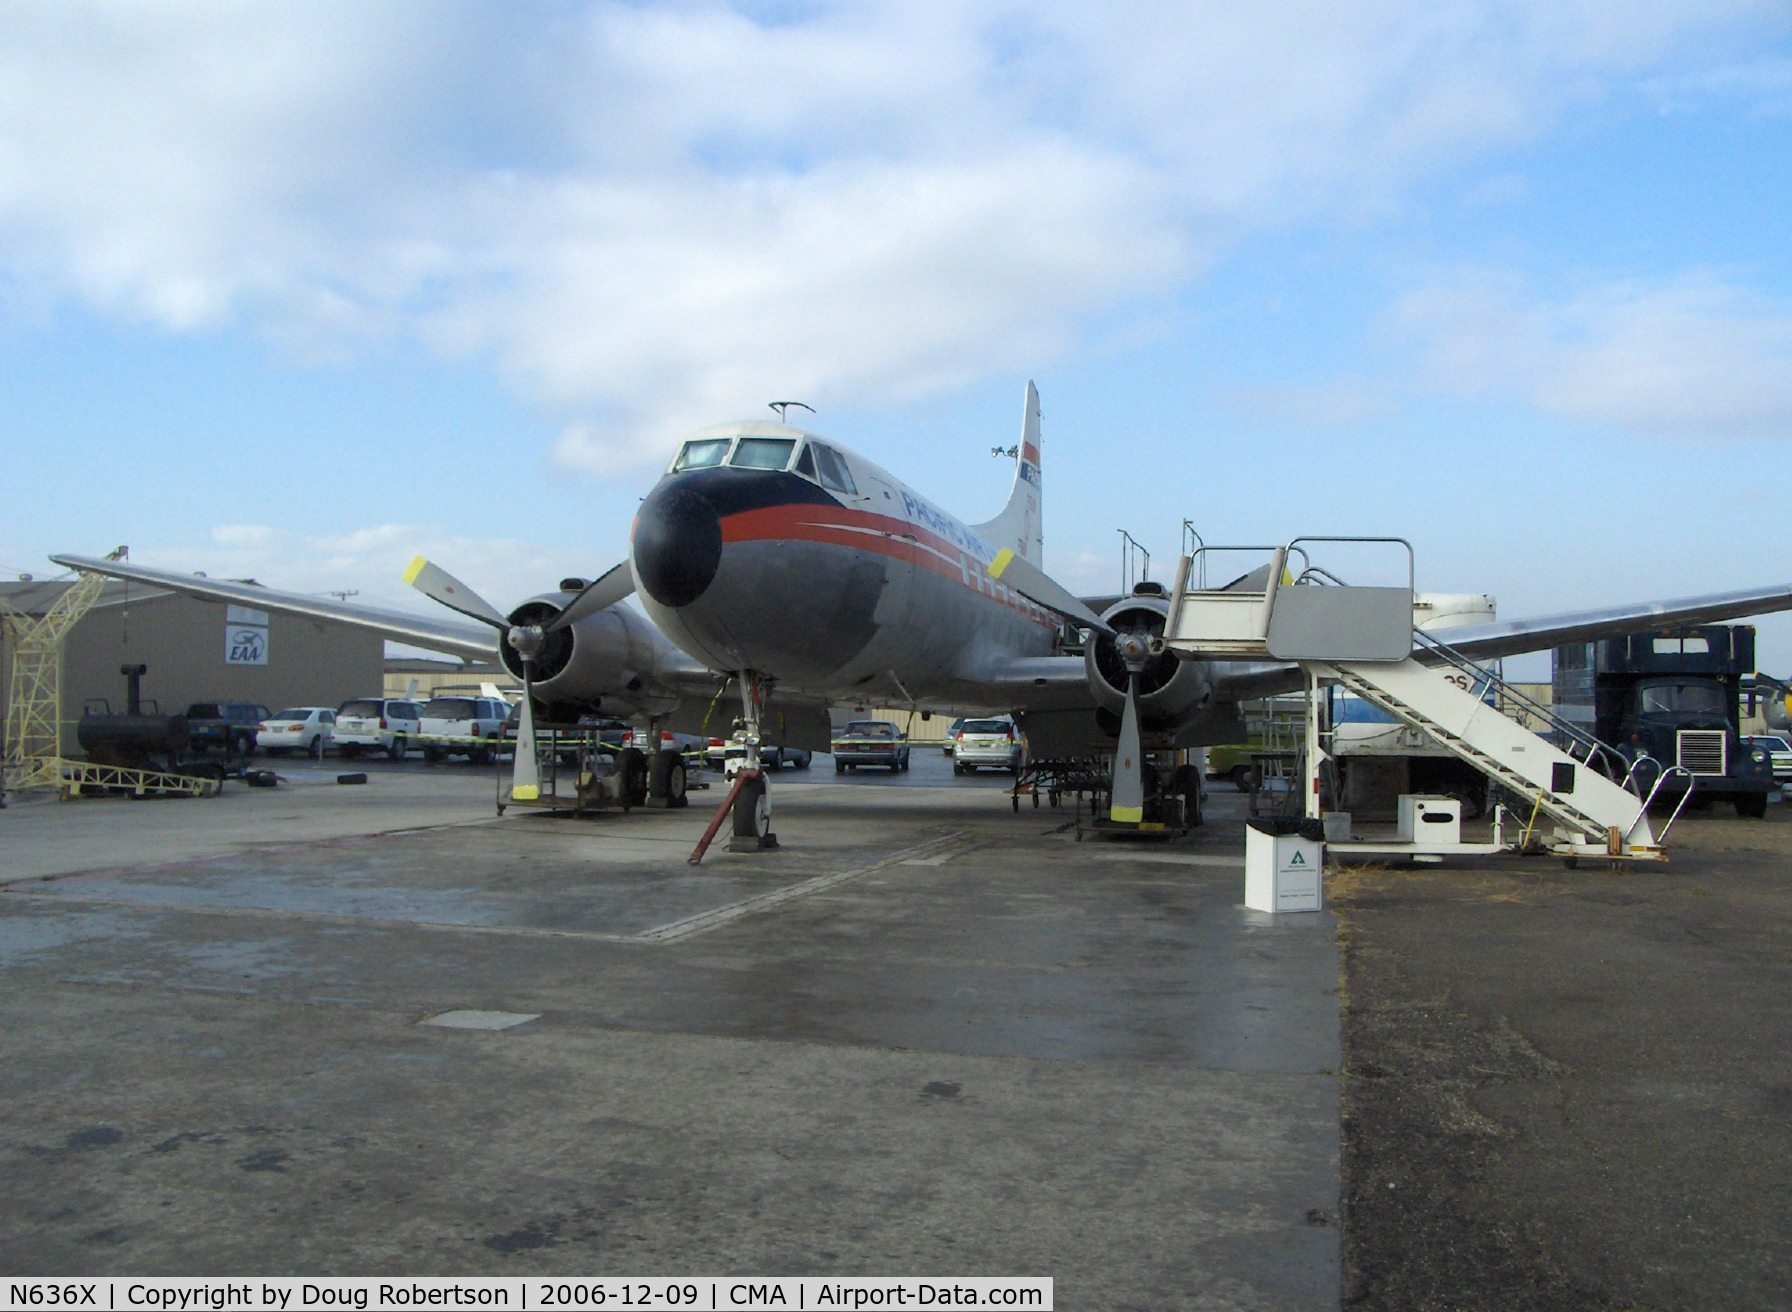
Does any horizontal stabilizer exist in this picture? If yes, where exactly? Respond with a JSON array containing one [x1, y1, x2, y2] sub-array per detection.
[[989, 548, 1110, 634]]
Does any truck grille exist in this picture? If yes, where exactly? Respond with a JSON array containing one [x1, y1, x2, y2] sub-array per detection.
[[1677, 730, 1726, 776]]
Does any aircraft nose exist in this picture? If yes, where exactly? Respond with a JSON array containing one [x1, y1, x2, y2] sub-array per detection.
[[633, 482, 723, 608]]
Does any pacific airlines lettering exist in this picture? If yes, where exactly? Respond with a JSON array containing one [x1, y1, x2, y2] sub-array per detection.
[[899, 491, 993, 561]]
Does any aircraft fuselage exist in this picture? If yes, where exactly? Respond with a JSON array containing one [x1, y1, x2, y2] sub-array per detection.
[[630, 424, 1057, 709]]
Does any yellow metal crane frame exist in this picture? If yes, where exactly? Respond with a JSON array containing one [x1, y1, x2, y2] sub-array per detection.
[[2, 557, 220, 799]]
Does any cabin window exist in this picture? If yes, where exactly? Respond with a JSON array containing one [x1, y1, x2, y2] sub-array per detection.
[[730, 437, 796, 470], [794, 445, 817, 479], [672, 438, 731, 472], [813, 443, 857, 494]]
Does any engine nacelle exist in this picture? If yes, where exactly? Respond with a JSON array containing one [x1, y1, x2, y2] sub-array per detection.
[[1083, 598, 1214, 735], [500, 594, 681, 721]]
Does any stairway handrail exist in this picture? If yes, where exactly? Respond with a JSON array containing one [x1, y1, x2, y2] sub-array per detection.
[[1411, 629, 1634, 786]]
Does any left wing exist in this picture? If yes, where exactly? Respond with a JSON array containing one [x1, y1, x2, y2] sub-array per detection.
[[52, 553, 496, 660]]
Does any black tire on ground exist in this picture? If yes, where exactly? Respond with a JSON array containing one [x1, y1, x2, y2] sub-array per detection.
[[898, 754, 909, 772], [308, 735, 324, 760], [732, 773, 770, 838], [649, 749, 689, 808], [423, 745, 445, 763], [618, 746, 650, 806], [1737, 793, 1769, 818], [339, 744, 359, 759], [386, 735, 407, 762], [473, 743, 496, 765], [793, 751, 811, 769], [766, 748, 783, 771], [835, 760, 846, 773], [1230, 763, 1254, 792], [954, 763, 967, 776], [232, 732, 255, 757]]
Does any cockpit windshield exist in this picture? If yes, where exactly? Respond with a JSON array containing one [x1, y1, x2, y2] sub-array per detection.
[[730, 437, 796, 470], [672, 438, 731, 472]]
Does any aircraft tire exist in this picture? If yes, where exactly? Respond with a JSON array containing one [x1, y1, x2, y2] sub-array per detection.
[[618, 747, 650, 806], [732, 773, 770, 838], [650, 749, 689, 808]]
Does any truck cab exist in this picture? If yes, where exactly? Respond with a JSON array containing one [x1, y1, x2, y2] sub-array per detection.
[[1555, 625, 1772, 817]]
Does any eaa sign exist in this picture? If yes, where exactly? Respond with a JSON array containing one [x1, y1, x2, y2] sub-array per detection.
[[225, 605, 269, 666]]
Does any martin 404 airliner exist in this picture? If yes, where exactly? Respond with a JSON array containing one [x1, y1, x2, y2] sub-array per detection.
[[56, 382, 1792, 849]]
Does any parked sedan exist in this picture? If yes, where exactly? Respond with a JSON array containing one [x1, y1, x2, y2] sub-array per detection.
[[256, 707, 335, 758], [830, 720, 910, 773]]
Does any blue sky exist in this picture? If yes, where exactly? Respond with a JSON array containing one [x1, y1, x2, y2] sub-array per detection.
[[4, 1, 1790, 678]]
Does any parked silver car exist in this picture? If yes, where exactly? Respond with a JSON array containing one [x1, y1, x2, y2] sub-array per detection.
[[952, 716, 1022, 774]]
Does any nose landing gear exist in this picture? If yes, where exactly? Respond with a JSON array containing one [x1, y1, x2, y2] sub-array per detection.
[[689, 671, 778, 864]]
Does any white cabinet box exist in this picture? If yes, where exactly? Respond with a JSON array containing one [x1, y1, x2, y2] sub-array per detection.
[[1244, 820, 1324, 914]]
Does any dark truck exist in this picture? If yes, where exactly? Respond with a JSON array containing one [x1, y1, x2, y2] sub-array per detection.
[[183, 701, 270, 756], [1552, 624, 1773, 817]]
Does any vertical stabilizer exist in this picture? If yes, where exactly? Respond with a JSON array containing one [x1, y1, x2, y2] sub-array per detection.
[[972, 380, 1044, 564]]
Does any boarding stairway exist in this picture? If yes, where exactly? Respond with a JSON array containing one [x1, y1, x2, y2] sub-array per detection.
[[1162, 539, 1668, 861]]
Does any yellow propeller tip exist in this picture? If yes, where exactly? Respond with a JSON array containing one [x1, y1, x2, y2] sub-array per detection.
[[401, 556, 428, 585]]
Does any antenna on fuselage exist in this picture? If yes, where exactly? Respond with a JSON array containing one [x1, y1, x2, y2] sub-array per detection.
[[768, 401, 814, 424]]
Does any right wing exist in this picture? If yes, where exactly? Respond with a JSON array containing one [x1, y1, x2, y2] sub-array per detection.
[[51, 553, 497, 662]]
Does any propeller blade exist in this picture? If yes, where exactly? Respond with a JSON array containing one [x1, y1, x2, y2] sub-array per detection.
[[510, 662, 542, 802], [987, 549, 1114, 635], [402, 556, 510, 629], [545, 561, 635, 632], [1110, 668, 1145, 824]]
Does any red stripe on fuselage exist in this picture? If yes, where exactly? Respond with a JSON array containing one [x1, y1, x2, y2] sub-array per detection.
[[718, 502, 1056, 631], [1022, 442, 1040, 465]]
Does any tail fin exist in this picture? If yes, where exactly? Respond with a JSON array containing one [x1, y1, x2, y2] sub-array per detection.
[[971, 380, 1044, 564]]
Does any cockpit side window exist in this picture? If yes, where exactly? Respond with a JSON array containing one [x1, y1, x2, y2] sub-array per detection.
[[813, 443, 857, 495], [730, 437, 796, 470], [794, 445, 817, 480], [672, 438, 731, 472]]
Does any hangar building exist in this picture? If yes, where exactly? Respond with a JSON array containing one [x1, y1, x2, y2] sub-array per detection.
[[1, 576, 383, 757]]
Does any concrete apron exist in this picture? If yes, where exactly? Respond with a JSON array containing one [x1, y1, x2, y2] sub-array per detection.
[[0, 774, 1339, 1308]]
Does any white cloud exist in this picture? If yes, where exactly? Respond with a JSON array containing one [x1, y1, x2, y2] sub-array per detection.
[[139, 523, 571, 617], [1393, 268, 1792, 437], [1, 0, 1785, 472]]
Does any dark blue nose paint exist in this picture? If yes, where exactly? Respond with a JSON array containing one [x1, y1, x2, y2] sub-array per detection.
[[633, 483, 723, 608]]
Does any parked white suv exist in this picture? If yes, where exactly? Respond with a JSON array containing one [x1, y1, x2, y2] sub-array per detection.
[[334, 697, 423, 761], [420, 695, 512, 764]]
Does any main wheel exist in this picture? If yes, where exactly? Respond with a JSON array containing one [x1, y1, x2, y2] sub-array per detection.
[[617, 746, 650, 806], [732, 773, 770, 839], [649, 749, 689, 808]]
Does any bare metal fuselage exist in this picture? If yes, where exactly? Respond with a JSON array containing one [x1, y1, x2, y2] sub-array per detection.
[[632, 457, 1058, 712]]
